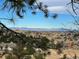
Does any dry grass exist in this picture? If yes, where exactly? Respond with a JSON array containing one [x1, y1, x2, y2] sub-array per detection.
[[0, 49, 79, 59], [46, 49, 79, 59]]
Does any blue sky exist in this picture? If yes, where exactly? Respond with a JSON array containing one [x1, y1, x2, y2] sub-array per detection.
[[0, 0, 79, 29]]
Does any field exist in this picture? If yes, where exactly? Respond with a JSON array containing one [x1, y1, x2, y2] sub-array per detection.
[[0, 28, 79, 59], [15, 30, 79, 59]]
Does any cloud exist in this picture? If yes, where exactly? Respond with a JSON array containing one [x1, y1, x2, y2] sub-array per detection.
[[37, 0, 79, 15], [48, 6, 67, 14], [39, 0, 70, 6], [37, 0, 70, 14]]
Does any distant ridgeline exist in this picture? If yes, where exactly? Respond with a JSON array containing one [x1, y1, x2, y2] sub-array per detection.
[[0, 23, 27, 43]]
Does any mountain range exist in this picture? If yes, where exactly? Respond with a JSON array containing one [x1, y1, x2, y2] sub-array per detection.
[[10, 27, 74, 32]]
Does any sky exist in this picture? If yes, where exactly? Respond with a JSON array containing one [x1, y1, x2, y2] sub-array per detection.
[[0, 0, 79, 30]]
